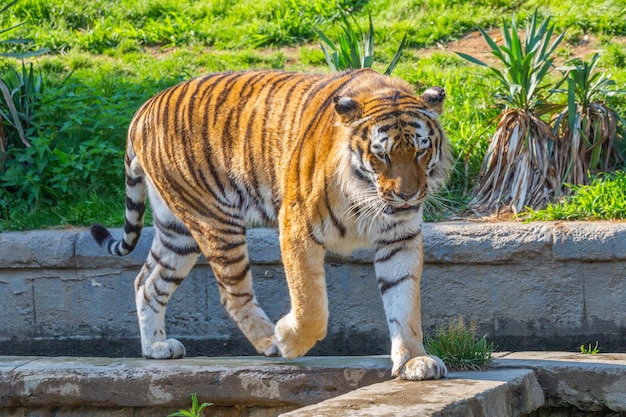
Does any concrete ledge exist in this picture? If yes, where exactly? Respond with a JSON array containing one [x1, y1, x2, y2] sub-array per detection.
[[2, 221, 626, 357], [492, 352, 626, 412], [282, 368, 544, 417], [2, 353, 626, 416], [4, 221, 626, 268], [0, 356, 390, 410]]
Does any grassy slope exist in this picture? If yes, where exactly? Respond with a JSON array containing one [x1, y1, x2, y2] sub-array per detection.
[[0, 0, 625, 230]]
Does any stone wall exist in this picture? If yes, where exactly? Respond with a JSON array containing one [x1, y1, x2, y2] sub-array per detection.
[[1, 221, 625, 357]]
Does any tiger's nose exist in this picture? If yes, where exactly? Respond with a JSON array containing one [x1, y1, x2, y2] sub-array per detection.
[[394, 191, 415, 201]]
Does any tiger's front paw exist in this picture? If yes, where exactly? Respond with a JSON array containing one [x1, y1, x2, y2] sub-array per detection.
[[396, 355, 447, 381], [142, 338, 186, 359], [275, 313, 325, 359]]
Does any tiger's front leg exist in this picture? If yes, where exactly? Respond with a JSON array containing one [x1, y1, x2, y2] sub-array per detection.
[[275, 222, 328, 358], [375, 230, 447, 380]]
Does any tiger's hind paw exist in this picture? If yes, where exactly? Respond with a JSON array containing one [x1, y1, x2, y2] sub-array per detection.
[[143, 338, 186, 359], [263, 344, 281, 357], [397, 355, 447, 381]]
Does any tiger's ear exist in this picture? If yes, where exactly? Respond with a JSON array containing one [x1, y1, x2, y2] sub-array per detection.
[[420, 86, 446, 116], [334, 96, 362, 123]]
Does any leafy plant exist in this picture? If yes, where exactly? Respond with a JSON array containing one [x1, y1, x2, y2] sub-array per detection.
[[457, 9, 566, 214], [316, 12, 406, 75], [580, 341, 600, 355], [425, 317, 495, 371], [551, 53, 626, 188], [168, 393, 213, 417]]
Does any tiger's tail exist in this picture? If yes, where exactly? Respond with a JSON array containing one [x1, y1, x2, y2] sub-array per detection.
[[91, 145, 146, 256]]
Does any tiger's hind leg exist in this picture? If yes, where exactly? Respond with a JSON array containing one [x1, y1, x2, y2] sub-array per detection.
[[189, 222, 278, 357], [135, 187, 201, 359]]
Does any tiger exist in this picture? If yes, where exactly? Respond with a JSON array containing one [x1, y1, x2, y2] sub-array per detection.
[[91, 68, 453, 381]]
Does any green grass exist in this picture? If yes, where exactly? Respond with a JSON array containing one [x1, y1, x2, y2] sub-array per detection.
[[0, 0, 625, 231], [425, 317, 495, 371], [522, 171, 626, 221]]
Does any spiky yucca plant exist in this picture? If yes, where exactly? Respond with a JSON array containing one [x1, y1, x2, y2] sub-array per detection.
[[316, 13, 406, 75], [0, 0, 49, 172], [552, 53, 626, 187], [457, 10, 565, 214]]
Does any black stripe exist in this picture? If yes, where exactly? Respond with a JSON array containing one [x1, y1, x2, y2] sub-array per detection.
[[378, 274, 411, 295], [213, 73, 245, 128], [173, 82, 192, 137], [106, 238, 118, 254], [201, 202, 246, 229], [200, 72, 236, 147], [153, 215, 192, 236], [160, 274, 185, 285], [150, 249, 175, 270], [144, 291, 160, 312], [219, 263, 251, 285], [374, 246, 404, 263], [228, 291, 254, 305], [378, 220, 403, 234], [125, 195, 146, 213], [243, 107, 261, 196], [159, 87, 180, 160], [214, 239, 246, 252], [186, 74, 220, 130], [160, 237, 200, 255], [210, 253, 246, 267], [124, 219, 142, 236], [351, 163, 370, 183], [120, 238, 138, 252], [375, 230, 421, 246], [306, 221, 324, 246], [196, 168, 234, 209], [220, 107, 237, 172], [237, 71, 269, 109], [296, 73, 357, 147], [126, 174, 143, 187], [324, 178, 346, 237]]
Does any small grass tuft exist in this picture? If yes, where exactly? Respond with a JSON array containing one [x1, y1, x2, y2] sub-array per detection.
[[580, 341, 600, 355], [425, 317, 495, 371], [168, 393, 213, 417]]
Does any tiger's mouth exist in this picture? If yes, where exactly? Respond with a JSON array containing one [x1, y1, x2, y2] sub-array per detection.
[[383, 203, 421, 215]]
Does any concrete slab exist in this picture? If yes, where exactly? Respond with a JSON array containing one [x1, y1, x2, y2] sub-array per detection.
[[279, 369, 544, 417]]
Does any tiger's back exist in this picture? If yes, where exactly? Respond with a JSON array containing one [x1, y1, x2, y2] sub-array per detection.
[[131, 70, 361, 228], [92, 69, 452, 381]]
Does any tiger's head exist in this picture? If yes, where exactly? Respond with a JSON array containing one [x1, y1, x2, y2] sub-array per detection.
[[334, 75, 452, 219]]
